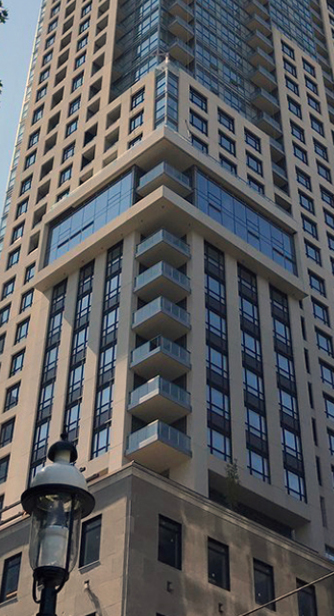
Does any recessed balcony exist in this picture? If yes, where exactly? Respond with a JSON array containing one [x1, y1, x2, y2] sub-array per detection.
[[136, 229, 190, 268], [272, 162, 288, 186], [270, 137, 285, 162], [328, 103, 334, 124], [130, 336, 191, 380], [137, 162, 192, 198], [111, 60, 123, 80], [128, 376, 191, 422], [132, 296, 191, 338], [113, 40, 124, 60], [134, 261, 191, 303], [274, 188, 291, 213], [125, 420, 192, 472]]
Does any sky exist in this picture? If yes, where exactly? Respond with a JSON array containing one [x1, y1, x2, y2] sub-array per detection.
[[0, 0, 41, 211]]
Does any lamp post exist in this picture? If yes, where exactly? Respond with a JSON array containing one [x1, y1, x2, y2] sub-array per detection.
[[21, 436, 95, 616]]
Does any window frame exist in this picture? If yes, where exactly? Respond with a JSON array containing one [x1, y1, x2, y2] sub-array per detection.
[[0, 553, 21, 602], [253, 559, 275, 611], [208, 538, 230, 590], [158, 515, 182, 570], [79, 515, 102, 568]]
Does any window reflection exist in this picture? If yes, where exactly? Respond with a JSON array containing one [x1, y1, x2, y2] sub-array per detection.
[[195, 171, 297, 274], [45, 170, 134, 265]]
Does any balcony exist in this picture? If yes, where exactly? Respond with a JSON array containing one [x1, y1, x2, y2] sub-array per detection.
[[251, 88, 279, 114], [274, 188, 291, 213], [250, 65, 277, 91], [136, 229, 190, 268], [328, 103, 334, 124], [137, 162, 192, 199], [247, 29, 273, 54], [169, 38, 194, 64], [134, 261, 190, 302], [245, 0, 270, 20], [132, 296, 191, 338], [250, 47, 275, 72], [247, 13, 271, 37], [254, 112, 282, 138], [315, 37, 327, 56], [111, 60, 123, 80], [272, 162, 288, 187], [270, 137, 285, 162], [322, 68, 333, 87], [113, 39, 124, 60], [130, 336, 191, 380], [169, 0, 194, 21], [169, 16, 194, 41], [128, 376, 191, 422], [125, 420, 192, 472], [310, 6, 322, 26]]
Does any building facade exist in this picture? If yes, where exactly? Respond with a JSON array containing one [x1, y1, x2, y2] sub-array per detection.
[[1, 0, 334, 614]]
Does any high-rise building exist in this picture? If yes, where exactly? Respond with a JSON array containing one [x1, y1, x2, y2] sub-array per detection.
[[1, 0, 334, 614]]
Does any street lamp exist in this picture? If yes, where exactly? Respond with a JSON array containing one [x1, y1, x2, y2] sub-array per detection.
[[21, 436, 95, 616]]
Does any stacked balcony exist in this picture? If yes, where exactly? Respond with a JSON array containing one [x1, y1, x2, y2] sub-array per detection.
[[245, 0, 270, 21], [272, 162, 288, 188], [125, 420, 192, 472], [254, 112, 282, 138], [130, 336, 191, 380], [169, 38, 194, 65], [250, 66, 277, 92], [134, 261, 190, 302], [135, 228, 191, 267], [247, 13, 271, 37], [250, 47, 275, 72], [132, 296, 191, 338], [169, 16, 194, 42], [169, 0, 194, 22], [128, 376, 191, 423], [247, 29, 273, 55], [137, 163, 191, 199], [251, 88, 279, 114], [127, 229, 192, 469], [270, 137, 285, 163]]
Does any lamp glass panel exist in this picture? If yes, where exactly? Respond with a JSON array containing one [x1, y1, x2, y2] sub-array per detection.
[[29, 492, 81, 573]]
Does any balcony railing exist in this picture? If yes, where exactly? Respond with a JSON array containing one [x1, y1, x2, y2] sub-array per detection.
[[137, 162, 191, 197], [126, 420, 191, 455], [136, 228, 190, 267], [129, 376, 191, 409], [132, 296, 191, 335], [134, 261, 190, 301], [125, 419, 192, 471], [131, 336, 190, 366]]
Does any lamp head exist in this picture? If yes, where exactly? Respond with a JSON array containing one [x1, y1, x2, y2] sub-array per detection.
[[21, 436, 95, 590], [21, 435, 95, 518]]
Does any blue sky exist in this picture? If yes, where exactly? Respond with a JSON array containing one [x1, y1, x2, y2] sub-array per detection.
[[0, 0, 41, 210]]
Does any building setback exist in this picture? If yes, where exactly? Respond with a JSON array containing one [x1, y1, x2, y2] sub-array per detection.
[[1, 0, 334, 614]]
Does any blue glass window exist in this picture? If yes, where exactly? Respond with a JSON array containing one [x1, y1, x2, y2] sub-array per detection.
[[195, 171, 296, 274], [45, 171, 134, 265]]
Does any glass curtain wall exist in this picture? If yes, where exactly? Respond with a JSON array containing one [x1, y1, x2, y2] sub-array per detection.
[[112, 0, 257, 118], [269, 0, 316, 57], [193, 0, 255, 118]]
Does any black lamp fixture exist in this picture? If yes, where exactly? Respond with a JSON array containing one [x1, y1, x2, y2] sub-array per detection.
[[21, 435, 95, 616]]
